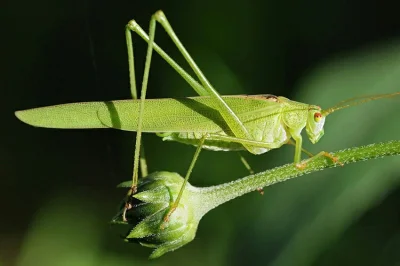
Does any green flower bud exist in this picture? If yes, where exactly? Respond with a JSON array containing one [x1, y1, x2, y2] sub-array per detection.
[[111, 171, 201, 259]]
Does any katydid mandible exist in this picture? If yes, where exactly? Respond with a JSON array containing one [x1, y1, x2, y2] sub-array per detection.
[[15, 11, 400, 224]]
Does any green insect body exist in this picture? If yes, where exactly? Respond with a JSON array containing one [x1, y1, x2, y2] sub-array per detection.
[[15, 95, 324, 157]]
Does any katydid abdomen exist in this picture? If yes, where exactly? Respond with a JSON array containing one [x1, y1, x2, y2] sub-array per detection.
[[16, 95, 294, 154]]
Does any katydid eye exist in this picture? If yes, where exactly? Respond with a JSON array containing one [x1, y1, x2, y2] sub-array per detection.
[[314, 112, 322, 122]]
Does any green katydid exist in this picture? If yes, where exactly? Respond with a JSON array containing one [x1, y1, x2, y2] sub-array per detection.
[[15, 10, 400, 224]]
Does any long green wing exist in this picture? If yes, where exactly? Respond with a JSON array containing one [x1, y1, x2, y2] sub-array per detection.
[[15, 101, 109, 129], [15, 95, 282, 133]]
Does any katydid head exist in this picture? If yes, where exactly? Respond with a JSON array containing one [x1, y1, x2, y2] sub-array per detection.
[[306, 107, 325, 144], [307, 92, 400, 144]]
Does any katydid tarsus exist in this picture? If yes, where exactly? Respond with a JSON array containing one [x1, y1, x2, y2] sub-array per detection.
[[15, 10, 400, 225]]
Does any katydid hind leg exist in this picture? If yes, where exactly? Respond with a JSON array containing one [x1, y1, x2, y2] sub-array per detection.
[[130, 15, 157, 187], [126, 27, 149, 180], [125, 27, 138, 100], [152, 11, 258, 153], [129, 11, 258, 154], [126, 17, 206, 96], [122, 15, 157, 222]]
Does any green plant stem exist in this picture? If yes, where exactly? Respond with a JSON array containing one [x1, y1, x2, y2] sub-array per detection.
[[193, 140, 400, 217]]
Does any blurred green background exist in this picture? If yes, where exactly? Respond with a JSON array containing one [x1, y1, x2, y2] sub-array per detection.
[[2, 0, 400, 265]]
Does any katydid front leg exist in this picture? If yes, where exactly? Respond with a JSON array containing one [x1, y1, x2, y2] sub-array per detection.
[[296, 151, 343, 170], [290, 128, 340, 169], [290, 129, 303, 166]]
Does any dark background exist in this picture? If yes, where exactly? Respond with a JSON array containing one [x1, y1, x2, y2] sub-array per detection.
[[2, 0, 400, 265]]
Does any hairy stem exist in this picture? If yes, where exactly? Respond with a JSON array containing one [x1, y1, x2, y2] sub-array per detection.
[[193, 140, 400, 216]]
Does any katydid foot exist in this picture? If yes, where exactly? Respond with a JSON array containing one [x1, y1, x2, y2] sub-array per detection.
[[295, 151, 343, 170], [122, 202, 133, 222], [122, 186, 137, 222]]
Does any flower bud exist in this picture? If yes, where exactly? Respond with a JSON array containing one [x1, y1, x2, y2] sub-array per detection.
[[111, 171, 200, 259]]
